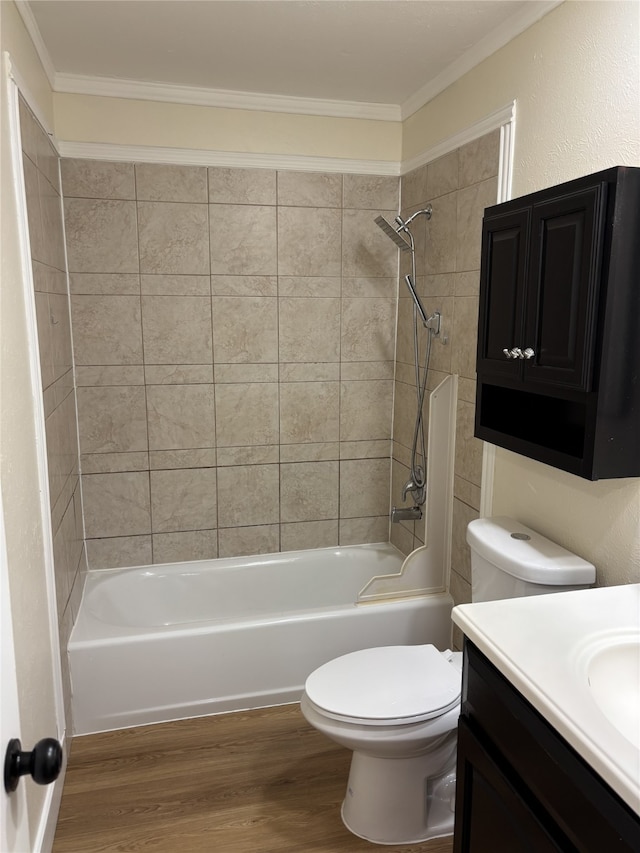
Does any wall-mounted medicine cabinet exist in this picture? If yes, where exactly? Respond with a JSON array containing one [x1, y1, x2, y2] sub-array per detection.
[[475, 166, 640, 480]]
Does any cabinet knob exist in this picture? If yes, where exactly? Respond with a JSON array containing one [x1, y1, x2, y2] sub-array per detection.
[[522, 347, 535, 359], [503, 348, 515, 359]]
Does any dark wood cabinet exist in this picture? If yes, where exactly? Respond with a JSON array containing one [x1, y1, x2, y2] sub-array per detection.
[[454, 641, 640, 853], [475, 166, 640, 479]]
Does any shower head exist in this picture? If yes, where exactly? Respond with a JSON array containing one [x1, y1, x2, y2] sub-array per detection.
[[374, 215, 413, 252]]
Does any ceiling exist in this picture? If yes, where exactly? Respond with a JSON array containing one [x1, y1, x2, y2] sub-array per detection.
[[24, 0, 561, 118]]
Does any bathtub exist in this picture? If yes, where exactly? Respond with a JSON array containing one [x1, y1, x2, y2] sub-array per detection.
[[68, 543, 453, 735]]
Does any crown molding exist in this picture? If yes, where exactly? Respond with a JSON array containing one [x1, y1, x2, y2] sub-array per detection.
[[14, 0, 56, 87], [55, 140, 401, 176], [400, 0, 563, 120], [401, 101, 516, 176], [53, 72, 402, 122]]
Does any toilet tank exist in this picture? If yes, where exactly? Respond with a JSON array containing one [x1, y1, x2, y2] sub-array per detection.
[[467, 517, 595, 602]]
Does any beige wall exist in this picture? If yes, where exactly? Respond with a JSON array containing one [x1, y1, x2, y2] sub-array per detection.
[[0, 1, 58, 844], [63, 161, 400, 567], [405, 0, 640, 586], [54, 93, 402, 164]]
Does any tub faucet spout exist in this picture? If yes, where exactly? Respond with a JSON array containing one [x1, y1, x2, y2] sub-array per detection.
[[391, 506, 423, 523]]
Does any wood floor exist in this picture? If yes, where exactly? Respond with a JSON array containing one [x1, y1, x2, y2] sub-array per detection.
[[53, 704, 454, 853]]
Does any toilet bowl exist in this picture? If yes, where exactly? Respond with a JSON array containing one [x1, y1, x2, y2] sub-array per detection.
[[300, 644, 462, 845], [300, 517, 596, 845]]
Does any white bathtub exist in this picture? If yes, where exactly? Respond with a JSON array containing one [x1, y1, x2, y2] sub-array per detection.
[[69, 543, 453, 735]]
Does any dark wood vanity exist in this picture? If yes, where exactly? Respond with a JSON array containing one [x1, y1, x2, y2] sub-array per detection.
[[453, 641, 640, 852]]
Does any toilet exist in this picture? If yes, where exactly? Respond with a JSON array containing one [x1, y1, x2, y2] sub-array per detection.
[[300, 516, 596, 845]]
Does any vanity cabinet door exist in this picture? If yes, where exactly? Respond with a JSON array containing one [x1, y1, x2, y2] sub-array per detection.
[[522, 184, 606, 392], [454, 718, 569, 853]]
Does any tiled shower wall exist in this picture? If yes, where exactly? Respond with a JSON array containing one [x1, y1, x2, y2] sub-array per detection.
[[61, 162, 401, 568], [393, 130, 500, 640], [19, 98, 85, 725]]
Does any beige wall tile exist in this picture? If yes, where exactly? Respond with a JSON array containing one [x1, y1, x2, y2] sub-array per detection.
[[71, 295, 143, 365], [280, 382, 339, 444], [280, 461, 339, 522], [209, 204, 277, 274], [136, 164, 207, 202], [456, 177, 498, 272], [454, 475, 481, 512], [278, 276, 341, 297], [425, 192, 457, 275], [217, 525, 279, 559], [215, 383, 279, 447], [82, 471, 151, 538], [340, 516, 389, 546], [451, 498, 479, 584], [454, 271, 480, 297], [427, 151, 459, 199], [146, 384, 216, 450], [278, 297, 340, 362], [455, 399, 483, 487], [150, 467, 217, 533], [340, 458, 390, 518], [138, 201, 209, 275], [341, 361, 394, 381], [342, 209, 398, 278], [217, 464, 279, 527], [61, 159, 135, 200], [39, 176, 66, 270], [142, 296, 213, 364], [212, 296, 278, 363], [341, 298, 396, 362], [77, 385, 148, 454], [86, 535, 152, 570], [211, 275, 278, 296], [278, 207, 341, 276], [392, 380, 417, 450], [340, 380, 393, 441], [423, 273, 455, 299], [141, 274, 210, 296], [390, 520, 414, 556], [458, 129, 500, 189], [149, 448, 218, 470], [342, 277, 396, 298], [281, 520, 339, 551], [215, 363, 278, 383], [449, 568, 471, 609], [279, 362, 339, 382], [401, 164, 428, 210], [144, 365, 214, 385], [277, 171, 342, 208], [209, 167, 276, 205], [216, 445, 279, 466], [65, 198, 139, 273], [19, 96, 40, 165], [280, 443, 338, 463], [75, 365, 145, 386], [153, 530, 218, 564], [340, 440, 391, 460], [450, 296, 479, 380], [343, 175, 399, 210], [81, 451, 150, 474], [70, 273, 140, 295], [23, 155, 44, 263]]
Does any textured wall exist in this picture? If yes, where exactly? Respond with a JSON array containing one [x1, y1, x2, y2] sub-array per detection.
[[62, 161, 400, 568], [396, 130, 500, 642]]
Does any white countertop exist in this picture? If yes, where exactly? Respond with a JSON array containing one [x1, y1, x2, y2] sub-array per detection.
[[452, 583, 640, 815]]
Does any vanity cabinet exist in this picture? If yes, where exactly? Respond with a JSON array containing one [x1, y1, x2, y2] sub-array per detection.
[[453, 641, 640, 852], [475, 166, 640, 479]]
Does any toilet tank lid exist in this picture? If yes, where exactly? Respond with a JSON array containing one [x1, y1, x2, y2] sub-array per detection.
[[467, 517, 596, 585]]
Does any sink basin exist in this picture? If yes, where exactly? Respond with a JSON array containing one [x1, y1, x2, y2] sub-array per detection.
[[585, 635, 640, 748]]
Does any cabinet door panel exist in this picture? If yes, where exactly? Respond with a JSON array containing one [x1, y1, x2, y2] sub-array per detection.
[[477, 208, 529, 380], [524, 185, 606, 390], [454, 719, 570, 853]]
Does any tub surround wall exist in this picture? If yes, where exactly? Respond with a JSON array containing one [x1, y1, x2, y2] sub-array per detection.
[[18, 97, 85, 727], [62, 161, 399, 568], [394, 131, 499, 618]]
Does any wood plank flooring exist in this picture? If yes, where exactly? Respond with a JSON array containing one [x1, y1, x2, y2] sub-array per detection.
[[53, 704, 454, 852]]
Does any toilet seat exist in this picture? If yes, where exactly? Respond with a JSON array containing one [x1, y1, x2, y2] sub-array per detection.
[[304, 645, 461, 726]]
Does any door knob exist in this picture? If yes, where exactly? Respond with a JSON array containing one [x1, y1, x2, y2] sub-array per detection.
[[4, 738, 62, 793]]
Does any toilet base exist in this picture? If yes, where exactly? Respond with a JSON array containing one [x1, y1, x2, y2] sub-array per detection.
[[340, 734, 457, 845]]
